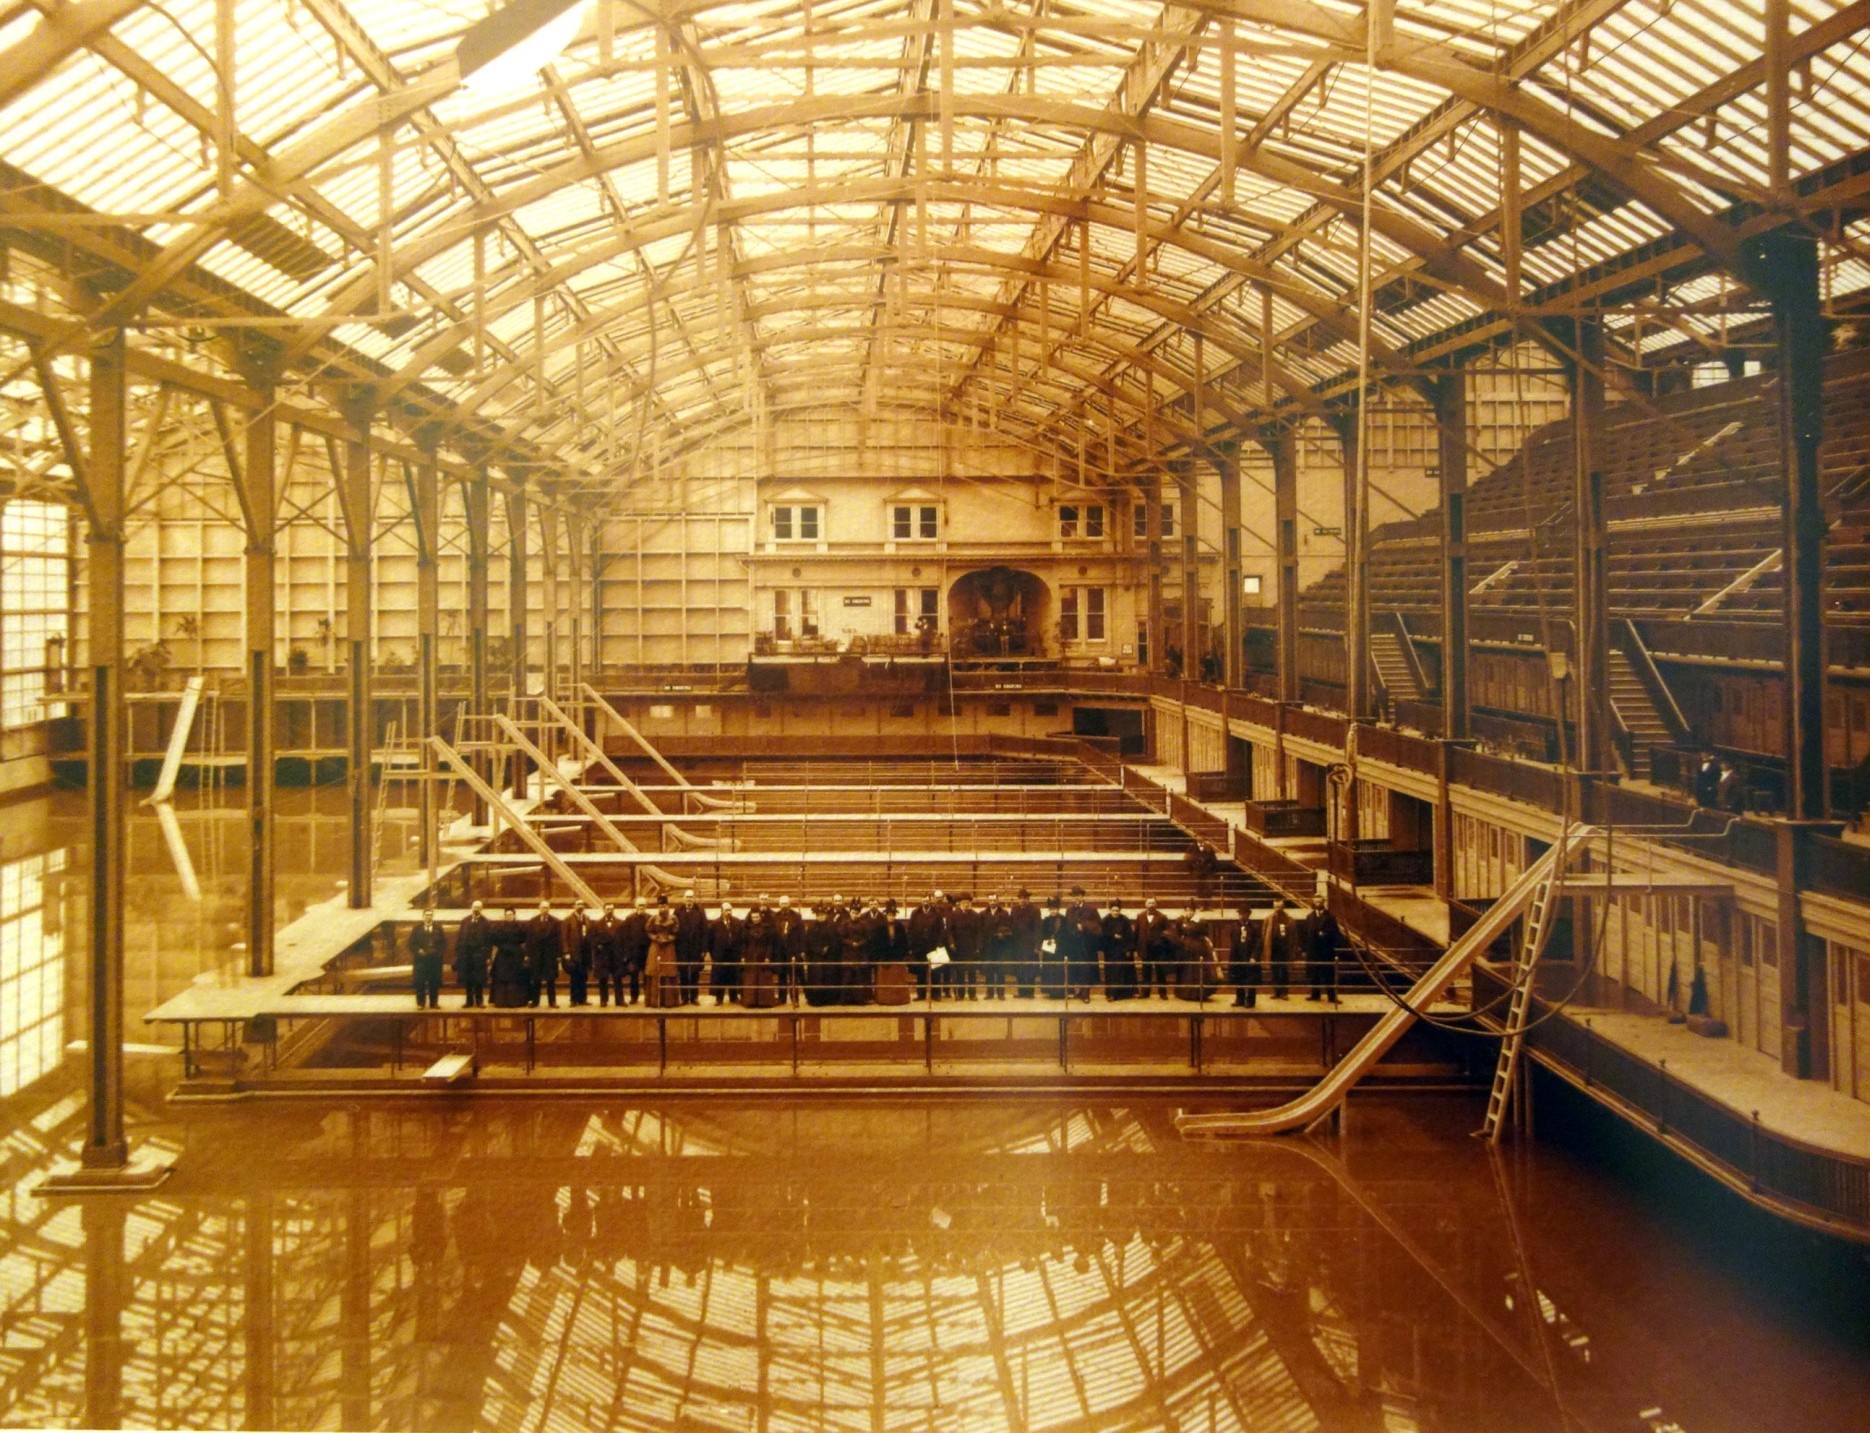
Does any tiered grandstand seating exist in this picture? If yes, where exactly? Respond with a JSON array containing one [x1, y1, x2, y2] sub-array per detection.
[[1298, 346, 1870, 631]]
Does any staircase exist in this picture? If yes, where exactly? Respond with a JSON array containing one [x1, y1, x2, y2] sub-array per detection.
[[1371, 629, 1422, 719], [1608, 649, 1673, 775]]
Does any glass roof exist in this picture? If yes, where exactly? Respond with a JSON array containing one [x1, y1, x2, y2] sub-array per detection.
[[1, 0, 1866, 503]]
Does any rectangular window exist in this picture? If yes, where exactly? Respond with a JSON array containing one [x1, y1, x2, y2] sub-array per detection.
[[893, 588, 939, 636], [1060, 587, 1106, 642], [1133, 502, 1174, 539], [892, 504, 938, 540], [2, 501, 70, 730], [774, 590, 817, 639], [772, 504, 821, 541], [1059, 503, 1105, 540]]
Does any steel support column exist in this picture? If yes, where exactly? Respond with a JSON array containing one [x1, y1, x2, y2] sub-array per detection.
[[1570, 319, 1612, 776], [464, 471, 491, 821], [1219, 443, 1243, 689], [414, 452, 440, 871], [342, 429, 374, 908], [504, 485, 529, 796], [1435, 368, 1470, 741], [241, 403, 277, 974], [1759, 230, 1827, 820], [84, 332, 129, 1169], [38, 333, 170, 1195], [540, 504, 560, 705], [1267, 428, 1300, 704], [566, 513, 585, 696], [1144, 473, 1164, 673], [1178, 459, 1200, 678], [1339, 417, 1371, 722]]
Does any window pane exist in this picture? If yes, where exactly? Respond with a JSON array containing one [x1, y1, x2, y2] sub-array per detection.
[[1085, 504, 1104, 538], [893, 507, 910, 539], [773, 507, 793, 540], [800, 506, 820, 540], [2, 501, 71, 729], [919, 506, 937, 538]]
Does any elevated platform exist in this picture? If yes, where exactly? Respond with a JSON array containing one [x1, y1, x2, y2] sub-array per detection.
[[148, 990, 1470, 1096], [1158, 764, 1870, 1241]]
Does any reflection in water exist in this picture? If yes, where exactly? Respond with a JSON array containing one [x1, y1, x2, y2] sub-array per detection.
[[3, 1098, 1870, 1431], [4, 792, 1870, 1430], [0, 842, 67, 1096]]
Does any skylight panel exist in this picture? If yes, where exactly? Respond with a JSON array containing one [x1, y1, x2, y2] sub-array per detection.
[[6, 54, 210, 223]]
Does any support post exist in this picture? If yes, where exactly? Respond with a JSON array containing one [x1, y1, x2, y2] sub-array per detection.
[[38, 333, 171, 1194], [1435, 368, 1470, 741], [1219, 444, 1242, 688], [464, 471, 491, 821], [1339, 417, 1370, 722], [1178, 459, 1199, 678], [566, 513, 585, 696], [1267, 428, 1300, 704], [414, 451, 440, 872], [83, 334, 129, 1169], [242, 402, 277, 974], [1570, 319, 1612, 775], [1756, 230, 1827, 820], [342, 426, 374, 908], [540, 505, 560, 705], [1144, 473, 1164, 674], [505, 484, 530, 795]]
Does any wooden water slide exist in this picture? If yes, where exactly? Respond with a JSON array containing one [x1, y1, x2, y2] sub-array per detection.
[[1176, 827, 1595, 1138]]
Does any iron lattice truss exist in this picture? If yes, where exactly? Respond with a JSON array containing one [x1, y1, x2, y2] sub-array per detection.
[[1, 0, 1868, 512]]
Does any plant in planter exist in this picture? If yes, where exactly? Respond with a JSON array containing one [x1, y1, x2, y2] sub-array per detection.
[[286, 646, 310, 676]]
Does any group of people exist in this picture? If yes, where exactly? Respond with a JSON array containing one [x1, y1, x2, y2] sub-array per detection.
[[411, 889, 1346, 1010]]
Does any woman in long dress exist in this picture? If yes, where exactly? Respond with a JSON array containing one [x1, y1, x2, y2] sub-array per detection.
[[644, 896, 679, 998]]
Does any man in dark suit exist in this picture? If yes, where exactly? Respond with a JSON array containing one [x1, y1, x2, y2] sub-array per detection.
[[408, 908, 447, 1009], [1306, 897, 1341, 1003], [618, 896, 650, 1005], [708, 900, 746, 1005], [562, 906, 589, 1006], [1230, 903, 1266, 1008], [1137, 898, 1175, 1000], [773, 894, 805, 1004], [525, 900, 563, 1008], [454, 900, 491, 1007], [674, 888, 709, 1005], [586, 903, 623, 1006], [983, 895, 1015, 999], [948, 895, 984, 1000], [907, 891, 949, 1000], [1010, 888, 1042, 998]]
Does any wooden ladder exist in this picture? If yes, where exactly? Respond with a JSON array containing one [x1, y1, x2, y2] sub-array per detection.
[[1479, 829, 1573, 1144]]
